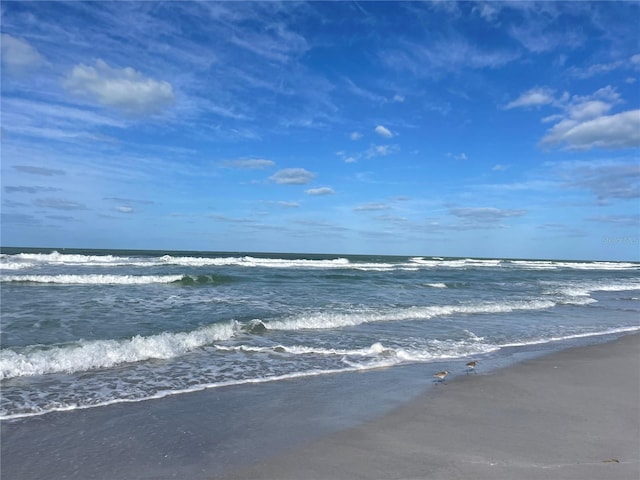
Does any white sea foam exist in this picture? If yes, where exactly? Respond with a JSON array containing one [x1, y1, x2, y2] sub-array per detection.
[[3, 251, 637, 271], [500, 325, 640, 348], [0, 364, 390, 421], [509, 260, 639, 270], [0, 322, 238, 379], [546, 280, 640, 298], [425, 283, 448, 288], [215, 342, 394, 357], [159, 255, 353, 269], [9, 251, 133, 265], [264, 299, 557, 331], [0, 274, 185, 285], [0, 339, 498, 420]]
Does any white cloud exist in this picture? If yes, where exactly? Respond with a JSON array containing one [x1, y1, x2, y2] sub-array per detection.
[[1, 34, 45, 73], [507, 85, 638, 151], [504, 87, 555, 109], [350, 131, 363, 140], [492, 164, 510, 171], [392, 94, 405, 103], [115, 206, 134, 213], [305, 187, 335, 196], [64, 59, 175, 117], [375, 125, 393, 138], [541, 109, 640, 150], [269, 168, 315, 185], [222, 159, 275, 169]]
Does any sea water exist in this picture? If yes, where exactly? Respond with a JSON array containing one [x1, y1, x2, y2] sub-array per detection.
[[1, 248, 639, 420]]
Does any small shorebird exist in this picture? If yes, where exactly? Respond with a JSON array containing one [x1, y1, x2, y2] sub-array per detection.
[[433, 370, 448, 383], [465, 360, 478, 374]]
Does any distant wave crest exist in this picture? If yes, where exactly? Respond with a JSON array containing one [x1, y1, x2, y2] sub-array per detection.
[[2, 251, 637, 271]]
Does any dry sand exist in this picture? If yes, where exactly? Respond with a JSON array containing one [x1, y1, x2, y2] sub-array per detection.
[[217, 334, 640, 480]]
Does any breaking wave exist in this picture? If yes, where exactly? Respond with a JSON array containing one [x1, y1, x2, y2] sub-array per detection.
[[0, 322, 238, 379], [2, 251, 637, 271]]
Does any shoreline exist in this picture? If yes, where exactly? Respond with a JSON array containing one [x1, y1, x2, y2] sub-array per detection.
[[1, 333, 639, 480], [217, 333, 640, 480]]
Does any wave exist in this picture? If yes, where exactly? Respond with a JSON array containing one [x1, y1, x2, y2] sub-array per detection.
[[507, 259, 639, 270], [3, 251, 136, 266], [3, 251, 637, 271], [0, 273, 238, 285], [1, 274, 186, 285], [0, 262, 35, 270], [4, 326, 638, 421], [0, 298, 559, 379], [544, 280, 640, 299], [0, 322, 238, 379], [500, 325, 640, 348], [425, 283, 448, 288], [263, 299, 557, 331]]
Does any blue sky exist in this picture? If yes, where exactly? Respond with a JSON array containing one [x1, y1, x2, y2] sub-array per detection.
[[1, 1, 639, 260]]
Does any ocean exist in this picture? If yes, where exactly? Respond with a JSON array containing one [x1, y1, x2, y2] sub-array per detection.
[[1, 247, 639, 421]]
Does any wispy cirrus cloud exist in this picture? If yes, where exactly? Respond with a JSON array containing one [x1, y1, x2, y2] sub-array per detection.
[[568, 53, 640, 79], [13, 166, 66, 176], [34, 198, 87, 210], [557, 161, 640, 202], [449, 207, 527, 226], [354, 202, 391, 212], [5, 186, 61, 194], [587, 214, 640, 227], [381, 35, 519, 78]]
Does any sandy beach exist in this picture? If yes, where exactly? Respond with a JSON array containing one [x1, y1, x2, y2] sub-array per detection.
[[218, 333, 640, 480], [2, 334, 639, 480]]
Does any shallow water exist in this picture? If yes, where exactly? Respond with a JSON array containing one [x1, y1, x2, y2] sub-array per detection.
[[1, 247, 639, 419]]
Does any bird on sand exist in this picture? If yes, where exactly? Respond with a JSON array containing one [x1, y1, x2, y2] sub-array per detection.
[[465, 360, 478, 374], [433, 370, 448, 383]]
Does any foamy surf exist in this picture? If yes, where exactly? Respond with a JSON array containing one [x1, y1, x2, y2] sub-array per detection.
[[1, 274, 186, 285], [0, 322, 238, 379], [2, 251, 638, 271], [2, 247, 638, 422]]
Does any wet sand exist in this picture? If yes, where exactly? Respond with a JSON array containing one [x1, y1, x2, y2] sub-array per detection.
[[217, 333, 640, 480], [1, 334, 638, 480]]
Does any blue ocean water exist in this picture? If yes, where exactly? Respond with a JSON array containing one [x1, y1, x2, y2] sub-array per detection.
[[1, 248, 639, 420]]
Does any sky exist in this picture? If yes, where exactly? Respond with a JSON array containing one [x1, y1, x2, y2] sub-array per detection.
[[1, 1, 639, 261]]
